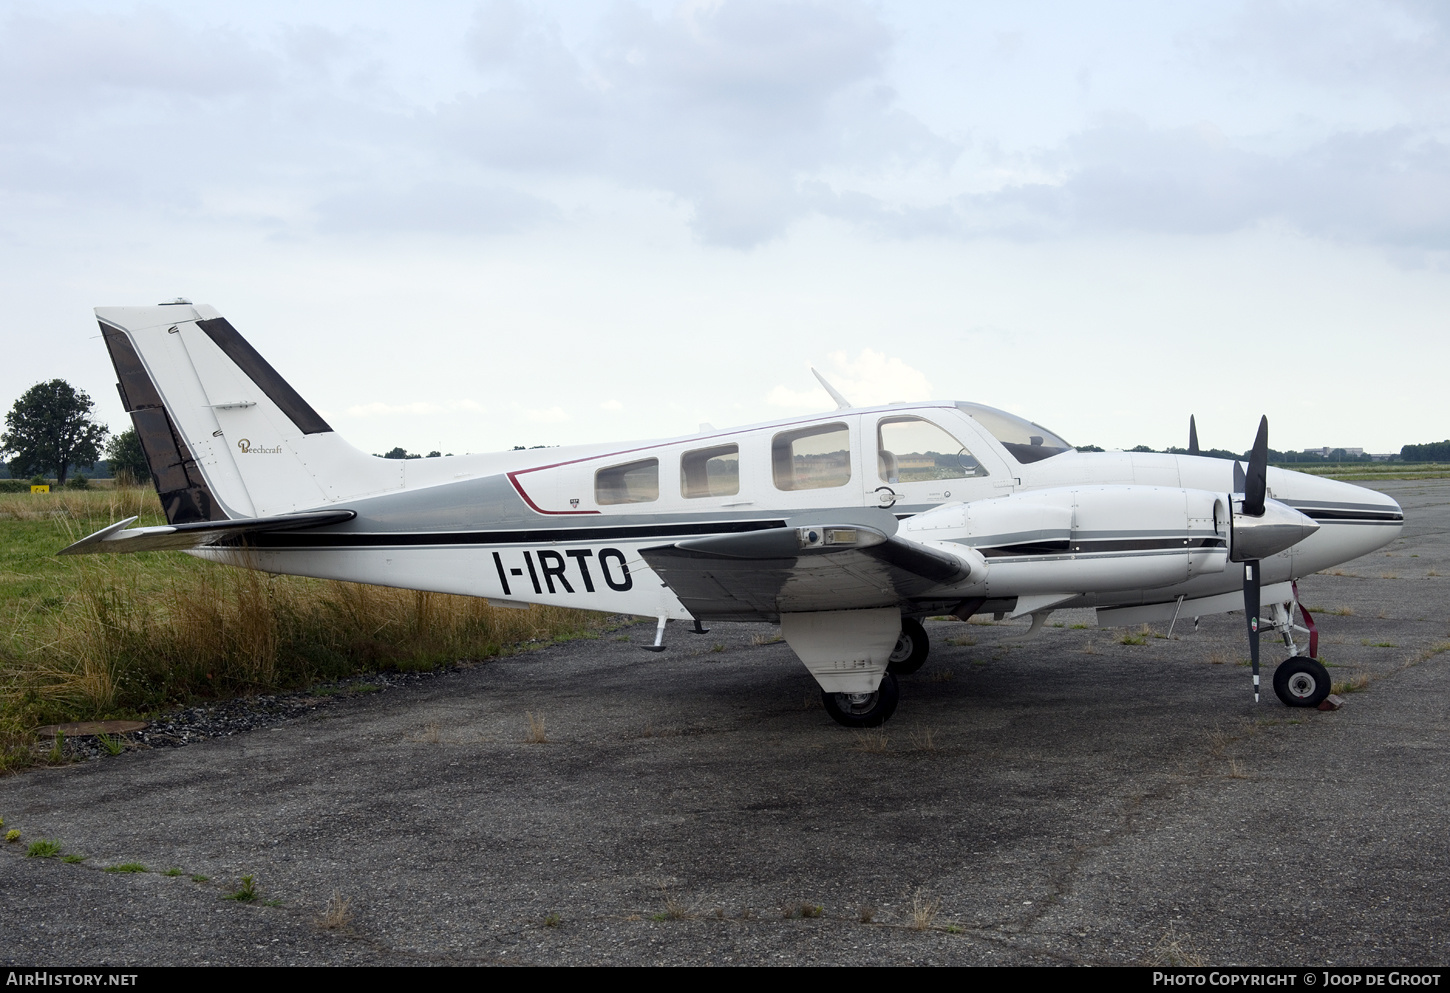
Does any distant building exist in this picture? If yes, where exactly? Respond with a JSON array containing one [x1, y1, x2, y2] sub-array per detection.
[[1316, 447, 1363, 457]]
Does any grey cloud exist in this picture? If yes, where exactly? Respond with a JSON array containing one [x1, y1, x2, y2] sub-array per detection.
[[0, 9, 276, 99], [848, 120, 1450, 252], [441, 0, 954, 246], [314, 181, 559, 237], [1199, 0, 1450, 114]]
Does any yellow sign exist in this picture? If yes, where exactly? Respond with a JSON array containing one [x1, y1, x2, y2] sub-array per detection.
[[31, 485, 49, 494]]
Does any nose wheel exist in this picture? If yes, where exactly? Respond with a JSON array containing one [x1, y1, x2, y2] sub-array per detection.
[[1272, 657, 1331, 708], [821, 673, 900, 727]]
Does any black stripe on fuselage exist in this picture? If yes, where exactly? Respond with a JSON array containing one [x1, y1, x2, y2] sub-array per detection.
[[1300, 509, 1403, 523], [247, 518, 789, 549], [979, 536, 1226, 558]]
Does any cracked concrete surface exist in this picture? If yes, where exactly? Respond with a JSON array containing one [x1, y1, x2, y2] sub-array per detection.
[[1, 478, 1446, 966]]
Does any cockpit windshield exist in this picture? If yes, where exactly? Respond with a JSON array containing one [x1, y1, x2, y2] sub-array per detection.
[[954, 402, 1074, 464]]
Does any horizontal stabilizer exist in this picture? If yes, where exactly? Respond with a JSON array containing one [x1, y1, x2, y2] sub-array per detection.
[[58, 511, 356, 556]]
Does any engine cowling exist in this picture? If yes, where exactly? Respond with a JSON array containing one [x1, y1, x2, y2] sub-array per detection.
[[901, 486, 1230, 595]]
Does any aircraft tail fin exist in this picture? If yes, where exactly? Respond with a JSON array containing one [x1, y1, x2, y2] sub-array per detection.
[[96, 303, 401, 522]]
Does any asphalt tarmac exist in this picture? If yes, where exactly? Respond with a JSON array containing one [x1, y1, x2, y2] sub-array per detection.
[[2, 478, 1447, 967]]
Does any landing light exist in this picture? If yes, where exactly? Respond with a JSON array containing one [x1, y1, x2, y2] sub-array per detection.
[[797, 526, 881, 550]]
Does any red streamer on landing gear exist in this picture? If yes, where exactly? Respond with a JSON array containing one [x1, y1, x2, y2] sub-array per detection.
[[1292, 580, 1319, 659]]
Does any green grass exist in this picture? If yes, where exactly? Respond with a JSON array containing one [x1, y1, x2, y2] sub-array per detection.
[[0, 488, 613, 772], [105, 862, 148, 873], [26, 838, 62, 858], [1280, 462, 1450, 481], [224, 874, 259, 902], [164, 867, 184, 876], [61, 854, 87, 864]]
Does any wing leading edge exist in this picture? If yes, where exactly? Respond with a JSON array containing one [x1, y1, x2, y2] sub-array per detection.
[[638, 510, 983, 621]]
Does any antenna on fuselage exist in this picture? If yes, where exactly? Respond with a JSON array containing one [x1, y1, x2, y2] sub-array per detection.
[[811, 368, 853, 410]]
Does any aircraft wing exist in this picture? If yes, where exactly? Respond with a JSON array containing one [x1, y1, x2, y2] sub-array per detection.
[[638, 511, 980, 621], [58, 511, 357, 556]]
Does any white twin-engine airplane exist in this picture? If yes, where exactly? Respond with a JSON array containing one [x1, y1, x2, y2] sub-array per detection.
[[65, 303, 1404, 727]]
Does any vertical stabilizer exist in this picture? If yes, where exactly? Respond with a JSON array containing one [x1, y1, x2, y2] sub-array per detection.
[[96, 304, 403, 521]]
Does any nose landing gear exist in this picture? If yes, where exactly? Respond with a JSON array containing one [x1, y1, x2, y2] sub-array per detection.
[[1273, 656, 1331, 708], [1267, 583, 1331, 708]]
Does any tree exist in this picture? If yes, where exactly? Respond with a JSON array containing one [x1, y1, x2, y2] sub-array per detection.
[[1, 380, 108, 487], [104, 426, 151, 486], [1402, 440, 1450, 462]]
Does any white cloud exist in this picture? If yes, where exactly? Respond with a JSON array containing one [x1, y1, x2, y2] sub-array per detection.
[[767, 350, 933, 409], [599, 399, 623, 410], [525, 405, 570, 423], [345, 400, 486, 417], [315, 181, 558, 237]]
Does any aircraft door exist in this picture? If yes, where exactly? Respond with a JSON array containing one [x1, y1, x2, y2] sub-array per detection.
[[868, 413, 996, 512]]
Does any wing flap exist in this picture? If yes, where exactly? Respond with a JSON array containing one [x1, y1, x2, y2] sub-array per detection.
[[58, 510, 356, 556]]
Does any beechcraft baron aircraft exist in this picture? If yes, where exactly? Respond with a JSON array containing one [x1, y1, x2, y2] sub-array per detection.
[[63, 303, 1404, 727]]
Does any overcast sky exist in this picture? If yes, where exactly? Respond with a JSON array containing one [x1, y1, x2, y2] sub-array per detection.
[[2, 0, 1447, 456]]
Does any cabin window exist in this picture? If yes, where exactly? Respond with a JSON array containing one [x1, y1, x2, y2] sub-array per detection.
[[877, 416, 989, 483], [772, 423, 851, 491], [681, 444, 740, 498], [595, 458, 659, 505]]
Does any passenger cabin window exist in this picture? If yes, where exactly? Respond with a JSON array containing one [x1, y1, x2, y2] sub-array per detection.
[[878, 416, 989, 483], [681, 444, 739, 498], [595, 458, 659, 505], [773, 423, 851, 491]]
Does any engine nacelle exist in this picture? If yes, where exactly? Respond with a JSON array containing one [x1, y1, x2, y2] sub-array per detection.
[[902, 486, 1229, 596]]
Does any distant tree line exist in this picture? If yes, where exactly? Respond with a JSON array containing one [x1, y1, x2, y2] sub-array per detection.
[[375, 448, 448, 459], [1401, 440, 1450, 462], [1071, 442, 1450, 463]]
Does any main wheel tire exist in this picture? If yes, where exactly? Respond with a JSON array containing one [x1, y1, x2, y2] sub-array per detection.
[[821, 673, 900, 728], [887, 617, 930, 675], [1272, 657, 1331, 708]]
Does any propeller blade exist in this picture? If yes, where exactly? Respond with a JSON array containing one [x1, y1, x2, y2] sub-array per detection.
[[1188, 415, 1200, 457], [1233, 460, 1246, 493], [1244, 415, 1268, 516], [1244, 559, 1261, 702]]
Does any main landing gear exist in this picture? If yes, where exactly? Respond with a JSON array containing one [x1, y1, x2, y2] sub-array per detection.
[[780, 610, 922, 728], [821, 672, 900, 728], [886, 617, 930, 675], [821, 618, 926, 727]]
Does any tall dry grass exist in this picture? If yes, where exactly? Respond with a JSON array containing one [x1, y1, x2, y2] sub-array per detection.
[[0, 485, 161, 524], [20, 564, 602, 719], [1, 487, 612, 761]]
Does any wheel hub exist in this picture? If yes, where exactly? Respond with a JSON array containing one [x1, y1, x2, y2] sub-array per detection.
[[1287, 672, 1318, 699], [837, 691, 879, 715]]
